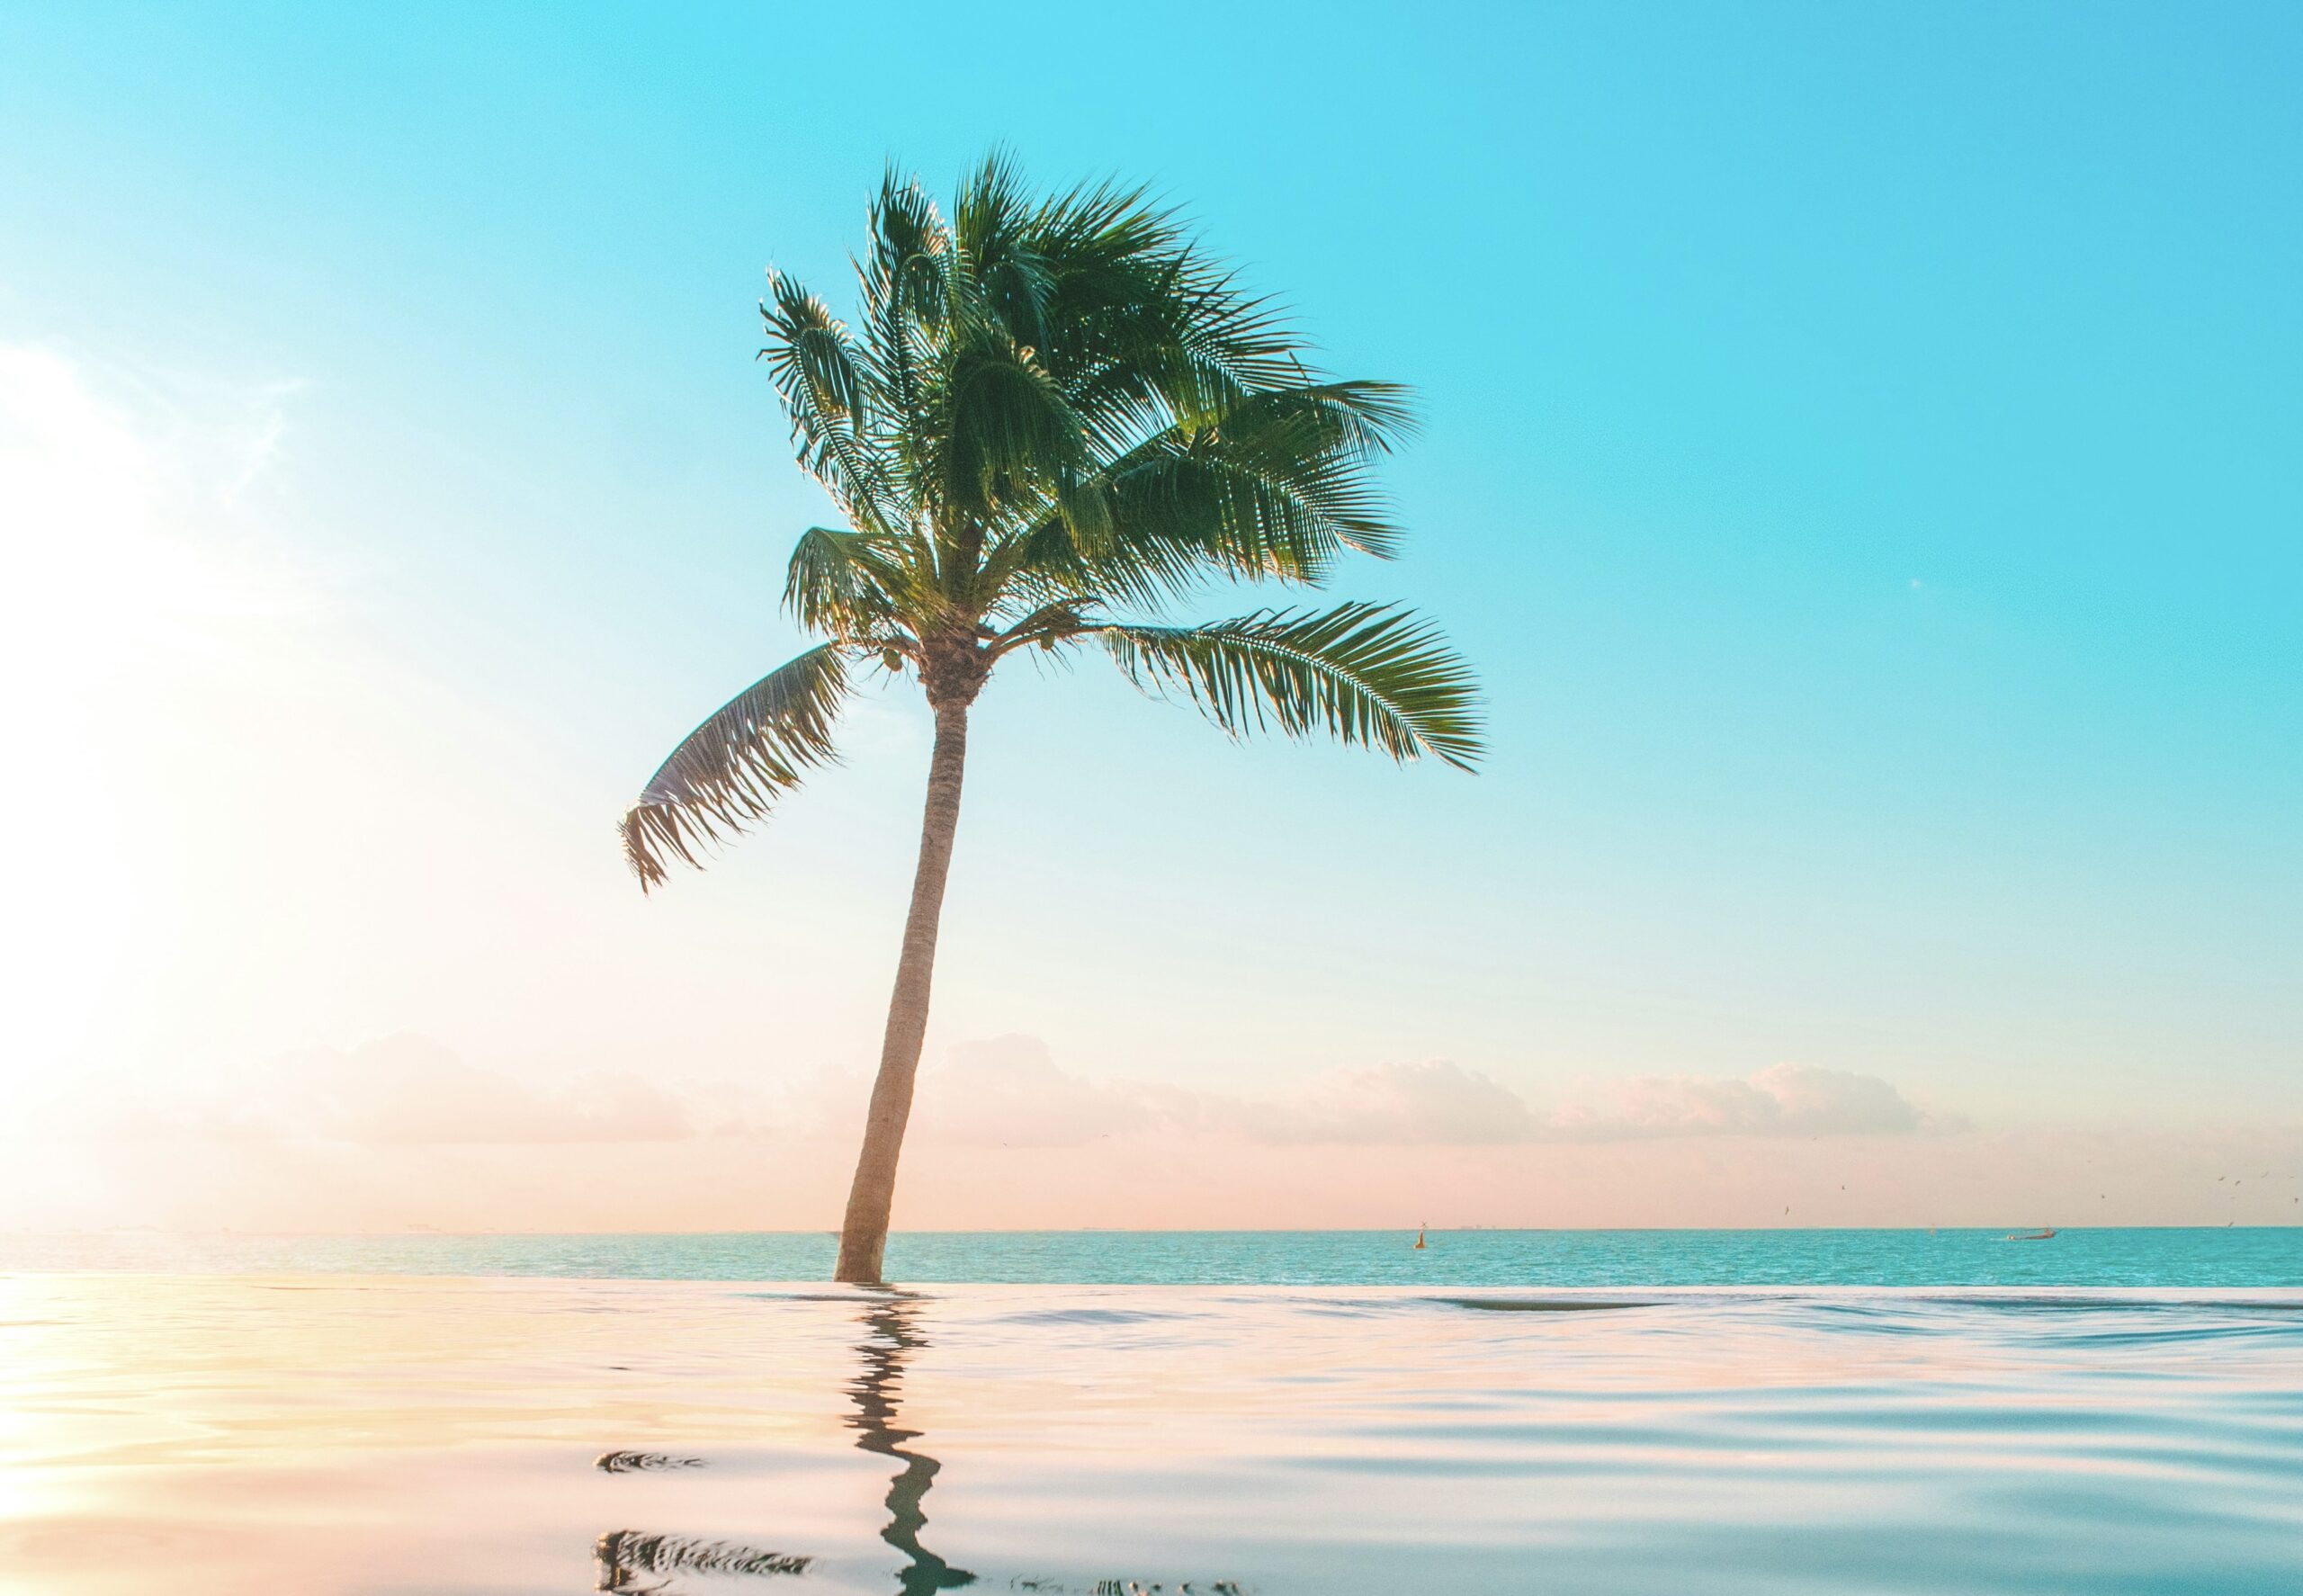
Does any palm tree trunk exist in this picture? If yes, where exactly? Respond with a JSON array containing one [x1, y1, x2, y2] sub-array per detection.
[[835, 699, 971, 1283]]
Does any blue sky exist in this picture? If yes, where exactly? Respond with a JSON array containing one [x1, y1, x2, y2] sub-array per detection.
[[1, 3, 2296, 1228]]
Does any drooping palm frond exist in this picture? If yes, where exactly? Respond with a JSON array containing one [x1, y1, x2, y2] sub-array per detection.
[[759, 273, 901, 535], [621, 645, 850, 889], [784, 525, 910, 641], [1095, 602, 1483, 769], [1025, 206, 1289, 434], [990, 380, 1419, 609]]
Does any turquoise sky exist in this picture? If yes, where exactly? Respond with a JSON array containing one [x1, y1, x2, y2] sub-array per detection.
[[2, 3, 2296, 1227]]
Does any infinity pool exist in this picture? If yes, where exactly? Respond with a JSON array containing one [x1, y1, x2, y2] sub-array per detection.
[[2, 1274, 2298, 1594]]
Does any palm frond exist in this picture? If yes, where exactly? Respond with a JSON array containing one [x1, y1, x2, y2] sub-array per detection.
[[1155, 261, 1309, 417], [1021, 184, 1299, 421], [990, 381, 1419, 609], [954, 150, 1058, 352], [621, 645, 849, 890], [936, 338, 1092, 516], [759, 273, 897, 533], [784, 525, 909, 640], [1096, 602, 1483, 769], [855, 169, 950, 504]]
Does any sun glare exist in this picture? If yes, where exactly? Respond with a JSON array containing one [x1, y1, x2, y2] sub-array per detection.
[[0, 344, 306, 1082]]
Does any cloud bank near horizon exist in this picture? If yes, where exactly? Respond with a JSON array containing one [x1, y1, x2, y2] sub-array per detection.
[[5, 1030, 2293, 1234], [910, 1036, 1958, 1149], [32, 1031, 1960, 1152]]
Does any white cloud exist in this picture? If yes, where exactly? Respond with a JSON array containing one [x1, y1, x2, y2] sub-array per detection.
[[1545, 1063, 1954, 1141], [1225, 1060, 1538, 1145]]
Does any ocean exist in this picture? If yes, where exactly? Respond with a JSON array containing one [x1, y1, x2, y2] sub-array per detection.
[[5, 1225, 2299, 1287]]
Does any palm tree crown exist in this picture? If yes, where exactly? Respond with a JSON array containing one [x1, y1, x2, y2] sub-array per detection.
[[622, 157, 1480, 888]]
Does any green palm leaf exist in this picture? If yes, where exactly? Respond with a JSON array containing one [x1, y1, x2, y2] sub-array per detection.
[[759, 274, 898, 534], [1096, 602, 1483, 769], [990, 381, 1418, 608], [784, 526, 910, 641], [620, 645, 850, 890]]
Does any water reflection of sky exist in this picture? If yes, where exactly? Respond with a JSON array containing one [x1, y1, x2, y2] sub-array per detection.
[[2, 1276, 2299, 1593]]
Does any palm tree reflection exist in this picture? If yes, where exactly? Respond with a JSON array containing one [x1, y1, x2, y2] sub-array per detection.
[[596, 1294, 1239, 1595], [847, 1291, 975, 1593]]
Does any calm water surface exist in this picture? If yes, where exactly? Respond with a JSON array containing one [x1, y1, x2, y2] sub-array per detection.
[[1, 1272, 2298, 1595]]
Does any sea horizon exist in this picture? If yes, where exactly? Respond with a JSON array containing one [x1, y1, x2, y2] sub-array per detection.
[[9, 1225, 2298, 1289]]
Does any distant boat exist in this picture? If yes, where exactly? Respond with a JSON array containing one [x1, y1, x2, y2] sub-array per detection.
[[1414, 1224, 1427, 1251], [2003, 1227, 2057, 1242]]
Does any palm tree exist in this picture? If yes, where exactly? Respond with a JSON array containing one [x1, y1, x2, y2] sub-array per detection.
[[622, 157, 1482, 1283]]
